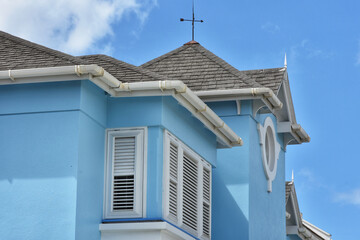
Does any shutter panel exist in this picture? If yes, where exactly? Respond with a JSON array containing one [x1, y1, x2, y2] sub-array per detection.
[[203, 167, 211, 238], [169, 143, 178, 219], [112, 136, 136, 211], [182, 154, 198, 232]]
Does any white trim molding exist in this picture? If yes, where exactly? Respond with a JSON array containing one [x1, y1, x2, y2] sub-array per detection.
[[99, 222, 196, 240], [258, 117, 281, 192], [104, 127, 147, 219]]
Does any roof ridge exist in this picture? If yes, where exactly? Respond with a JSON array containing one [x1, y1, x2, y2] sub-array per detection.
[[0, 31, 86, 65], [192, 44, 263, 88], [79, 54, 169, 81], [140, 44, 190, 68]]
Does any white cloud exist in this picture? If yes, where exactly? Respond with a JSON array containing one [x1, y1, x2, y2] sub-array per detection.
[[290, 39, 333, 62], [0, 0, 156, 55], [335, 188, 360, 206], [356, 40, 360, 65], [261, 22, 280, 34]]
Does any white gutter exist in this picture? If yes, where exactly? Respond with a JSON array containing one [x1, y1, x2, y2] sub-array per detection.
[[117, 81, 243, 147], [292, 124, 311, 143], [195, 88, 283, 110], [0, 65, 242, 147], [0, 65, 120, 96], [298, 227, 318, 240]]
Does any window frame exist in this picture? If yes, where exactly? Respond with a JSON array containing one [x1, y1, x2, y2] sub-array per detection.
[[163, 130, 212, 239], [103, 127, 147, 219]]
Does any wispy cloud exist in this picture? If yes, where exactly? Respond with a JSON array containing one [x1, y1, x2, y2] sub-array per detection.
[[290, 39, 333, 62], [0, 0, 157, 55], [261, 22, 280, 34], [356, 40, 360, 65], [334, 188, 360, 206]]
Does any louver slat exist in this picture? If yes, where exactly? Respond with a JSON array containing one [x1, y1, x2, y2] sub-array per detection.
[[203, 167, 211, 238], [203, 202, 210, 237], [112, 136, 136, 211], [169, 143, 178, 219], [203, 168, 210, 202], [182, 154, 198, 232]]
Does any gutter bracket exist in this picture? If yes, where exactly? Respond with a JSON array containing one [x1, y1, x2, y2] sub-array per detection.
[[8, 70, 15, 82]]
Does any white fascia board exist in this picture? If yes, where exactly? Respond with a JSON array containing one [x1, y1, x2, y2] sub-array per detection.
[[0, 66, 242, 148], [195, 88, 283, 110], [302, 220, 332, 240], [196, 88, 311, 145], [114, 80, 243, 147]]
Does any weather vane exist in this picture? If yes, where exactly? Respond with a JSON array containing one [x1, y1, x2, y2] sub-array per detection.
[[180, 0, 204, 41]]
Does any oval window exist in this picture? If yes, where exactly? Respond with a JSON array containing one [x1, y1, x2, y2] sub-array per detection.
[[258, 117, 280, 192]]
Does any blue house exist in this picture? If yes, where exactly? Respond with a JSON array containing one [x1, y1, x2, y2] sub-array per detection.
[[0, 32, 329, 240]]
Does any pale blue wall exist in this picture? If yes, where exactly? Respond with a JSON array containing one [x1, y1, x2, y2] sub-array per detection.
[[107, 96, 217, 220], [287, 235, 302, 240], [0, 80, 222, 240], [209, 101, 286, 240], [249, 113, 286, 240], [75, 81, 107, 240], [0, 82, 82, 240]]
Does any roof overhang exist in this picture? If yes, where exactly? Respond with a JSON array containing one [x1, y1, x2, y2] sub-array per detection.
[[195, 73, 310, 148], [0, 65, 243, 148], [286, 182, 332, 240]]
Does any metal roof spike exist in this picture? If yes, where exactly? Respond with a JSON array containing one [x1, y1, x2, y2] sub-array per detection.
[[284, 53, 287, 68]]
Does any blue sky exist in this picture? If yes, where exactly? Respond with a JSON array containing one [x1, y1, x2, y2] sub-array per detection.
[[1, 0, 359, 239]]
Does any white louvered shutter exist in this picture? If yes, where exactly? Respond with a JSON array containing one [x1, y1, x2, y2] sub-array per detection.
[[169, 142, 179, 220], [202, 167, 211, 238], [104, 128, 145, 219], [182, 154, 198, 232], [112, 136, 136, 211]]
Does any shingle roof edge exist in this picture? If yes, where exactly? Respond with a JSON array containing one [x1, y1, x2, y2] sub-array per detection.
[[0, 31, 86, 65], [79, 54, 171, 82]]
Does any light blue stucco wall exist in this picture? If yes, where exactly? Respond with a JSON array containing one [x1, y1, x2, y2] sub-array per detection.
[[75, 81, 107, 240], [249, 113, 286, 240], [0, 82, 82, 240], [107, 96, 217, 220], [209, 101, 286, 240], [0, 80, 220, 239], [286, 235, 302, 240]]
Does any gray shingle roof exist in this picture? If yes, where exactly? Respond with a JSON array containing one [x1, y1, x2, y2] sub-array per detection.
[[0, 31, 85, 71], [141, 41, 285, 93], [78, 54, 169, 83], [0, 31, 285, 94], [240, 67, 286, 93]]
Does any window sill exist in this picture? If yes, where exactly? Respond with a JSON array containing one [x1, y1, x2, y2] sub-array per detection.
[[99, 221, 196, 240]]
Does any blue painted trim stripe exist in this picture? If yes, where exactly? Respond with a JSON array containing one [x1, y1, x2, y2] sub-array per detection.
[[102, 218, 200, 240]]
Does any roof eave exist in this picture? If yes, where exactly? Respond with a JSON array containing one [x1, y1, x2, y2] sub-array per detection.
[[0, 66, 243, 148]]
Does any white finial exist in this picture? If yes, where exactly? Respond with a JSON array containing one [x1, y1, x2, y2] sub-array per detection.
[[291, 170, 294, 183], [284, 53, 287, 68]]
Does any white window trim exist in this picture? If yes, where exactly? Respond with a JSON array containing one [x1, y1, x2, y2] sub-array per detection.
[[163, 130, 212, 239], [258, 117, 280, 192], [104, 127, 147, 219]]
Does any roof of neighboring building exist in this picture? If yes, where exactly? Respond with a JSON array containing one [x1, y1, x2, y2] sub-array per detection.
[[141, 40, 285, 93], [78, 54, 169, 82], [0, 31, 85, 71]]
